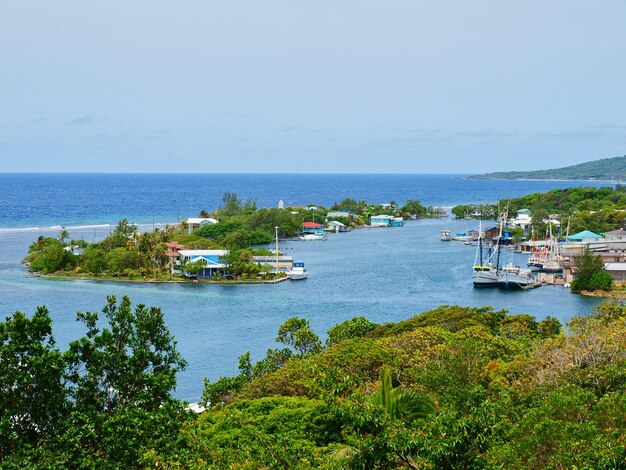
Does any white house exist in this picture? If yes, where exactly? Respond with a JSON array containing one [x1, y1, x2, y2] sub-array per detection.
[[186, 217, 218, 234], [508, 209, 532, 230]]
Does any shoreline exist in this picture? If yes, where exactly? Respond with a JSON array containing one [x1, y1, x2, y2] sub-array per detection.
[[580, 289, 626, 299], [31, 272, 290, 285], [466, 176, 624, 184]]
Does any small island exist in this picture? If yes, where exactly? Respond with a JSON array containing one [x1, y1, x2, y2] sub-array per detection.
[[24, 193, 440, 284], [469, 154, 626, 181]]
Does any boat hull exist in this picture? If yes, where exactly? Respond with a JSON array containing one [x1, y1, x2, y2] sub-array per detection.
[[498, 271, 534, 290], [472, 270, 498, 288]]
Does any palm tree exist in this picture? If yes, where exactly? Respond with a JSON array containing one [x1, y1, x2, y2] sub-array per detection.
[[331, 366, 435, 468], [374, 366, 435, 422], [59, 229, 70, 245]]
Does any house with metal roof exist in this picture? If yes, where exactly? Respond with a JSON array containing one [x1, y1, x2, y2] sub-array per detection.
[[370, 215, 403, 227], [603, 229, 626, 242], [302, 221, 325, 235], [566, 230, 604, 243], [179, 249, 228, 278]]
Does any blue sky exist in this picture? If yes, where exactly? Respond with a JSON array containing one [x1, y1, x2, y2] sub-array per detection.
[[1, 1, 625, 173]]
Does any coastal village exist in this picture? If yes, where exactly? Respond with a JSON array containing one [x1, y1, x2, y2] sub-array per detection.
[[24, 186, 626, 297], [447, 201, 626, 294], [24, 195, 444, 284]]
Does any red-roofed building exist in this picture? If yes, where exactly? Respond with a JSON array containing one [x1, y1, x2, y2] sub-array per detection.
[[302, 221, 325, 234]]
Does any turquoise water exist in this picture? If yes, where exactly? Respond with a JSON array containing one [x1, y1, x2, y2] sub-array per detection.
[[0, 217, 599, 402], [0, 174, 609, 400]]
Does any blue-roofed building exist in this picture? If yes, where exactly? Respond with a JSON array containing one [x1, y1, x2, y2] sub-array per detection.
[[179, 249, 228, 278], [566, 230, 604, 243], [370, 215, 403, 227]]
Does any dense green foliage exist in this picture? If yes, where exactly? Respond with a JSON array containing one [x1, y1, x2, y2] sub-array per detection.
[[5, 296, 626, 467], [192, 303, 626, 468], [471, 154, 626, 180], [452, 185, 626, 235], [571, 246, 613, 292], [25, 193, 439, 279], [0, 296, 189, 468]]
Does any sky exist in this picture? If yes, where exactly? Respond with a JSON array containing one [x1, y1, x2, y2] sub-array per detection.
[[1, 0, 625, 173]]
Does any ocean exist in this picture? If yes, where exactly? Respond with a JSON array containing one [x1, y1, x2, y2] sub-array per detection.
[[0, 173, 608, 401]]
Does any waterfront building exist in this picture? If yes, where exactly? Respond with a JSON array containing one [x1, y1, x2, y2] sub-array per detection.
[[566, 230, 604, 243], [326, 220, 348, 232], [251, 255, 293, 272], [179, 249, 228, 278], [326, 210, 356, 218], [370, 215, 403, 227], [602, 229, 626, 242], [302, 221, 325, 235]]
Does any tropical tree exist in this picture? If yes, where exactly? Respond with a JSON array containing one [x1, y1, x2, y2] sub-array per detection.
[[571, 245, 612, 291], [64, 295, 187, 413], [0, 308, 67, 454], [276, 317, 321, 355], [58, 229, 70, 244]]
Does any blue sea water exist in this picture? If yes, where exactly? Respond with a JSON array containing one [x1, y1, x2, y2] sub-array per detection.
[[0, 173, 614, 229], [0, 174, 608, 401]]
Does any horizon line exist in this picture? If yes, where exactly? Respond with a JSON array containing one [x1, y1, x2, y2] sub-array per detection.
[[0, 171, 473, 176]]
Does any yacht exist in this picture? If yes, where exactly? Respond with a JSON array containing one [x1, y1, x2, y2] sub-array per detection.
[[288, 262, 308, 280], [299, 233, 327, 241]]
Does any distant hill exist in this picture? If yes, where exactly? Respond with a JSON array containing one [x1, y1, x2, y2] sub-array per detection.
[[470, 155, 626, 181]]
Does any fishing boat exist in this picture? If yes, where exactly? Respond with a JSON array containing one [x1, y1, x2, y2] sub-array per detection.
[[472, 220, 499, 288], [288, 262, 308, 280], [498, 264, 535, 290], [440, 229, 452, 241]]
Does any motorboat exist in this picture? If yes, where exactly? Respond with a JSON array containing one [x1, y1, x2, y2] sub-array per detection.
[[299, 233, 327, 241], [440, 229, 452, 241], [288, 262, 308, 280]]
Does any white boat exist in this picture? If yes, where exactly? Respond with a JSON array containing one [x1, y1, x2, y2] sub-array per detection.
[[299, 233, 327, 241], [440, 229, 452, 241], [498, 265, 535, 290], [472, 265, 499, 287], [472, 220, 498, 287], [288, 262, 308, 280]]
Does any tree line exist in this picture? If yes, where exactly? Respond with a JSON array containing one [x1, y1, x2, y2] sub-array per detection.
[[4, 296, 626, 467]]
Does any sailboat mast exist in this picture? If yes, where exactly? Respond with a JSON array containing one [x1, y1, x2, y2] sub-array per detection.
[[479, 219, 483, 266], [275, 226, 279, 270], [496, 207, 506, 269]]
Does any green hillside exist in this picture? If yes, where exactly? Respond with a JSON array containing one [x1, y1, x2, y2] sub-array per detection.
[[471, 155, 626, 180]]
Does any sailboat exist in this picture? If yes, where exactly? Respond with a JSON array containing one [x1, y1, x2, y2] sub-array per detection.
[[527, 228, 547, 270], [542, 223, 563, 273], [472, 219, 499, 288], [271, 226, 308, 280]]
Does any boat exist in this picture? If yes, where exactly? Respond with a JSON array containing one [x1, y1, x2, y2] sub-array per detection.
[[299, 233, 327, 241], [440, 229, 452, 241], [472, 265, 499, 287], [451, 232, 473, 242], [498, 264, 535, 290], [472, 220, 498, 288], [288, 262, 308, 280]]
